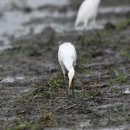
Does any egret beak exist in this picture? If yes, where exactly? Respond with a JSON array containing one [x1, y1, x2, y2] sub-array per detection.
[[69, 78, 73, 89], [68, 68, 75, 95], [68, 78, 73, 95]]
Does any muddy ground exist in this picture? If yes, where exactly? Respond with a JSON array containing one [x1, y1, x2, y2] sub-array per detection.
[[0, 0, 130, 130]]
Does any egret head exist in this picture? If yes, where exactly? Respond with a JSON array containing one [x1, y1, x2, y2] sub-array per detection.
[[68, 68, 75, 88]]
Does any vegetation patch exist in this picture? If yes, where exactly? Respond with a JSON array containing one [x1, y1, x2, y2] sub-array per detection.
[[116, 18, 130, 29], [109, 75, 128, 85]]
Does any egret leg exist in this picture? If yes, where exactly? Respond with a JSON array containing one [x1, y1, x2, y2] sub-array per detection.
[[91, 19, 96, 28], [63, 72, 70, 97], [59, 62, 66, 78], [84, 19, 88, 30], [66, 80, 69, 97], [62, 69, 66, 79], [72, 78, 75, 98], [63, 73, 68, 97]]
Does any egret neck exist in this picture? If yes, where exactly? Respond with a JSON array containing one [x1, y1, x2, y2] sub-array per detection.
[[68, 67, 75, 88]]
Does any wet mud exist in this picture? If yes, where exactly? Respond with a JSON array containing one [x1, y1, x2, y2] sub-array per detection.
[[0, 0, 130, 130]]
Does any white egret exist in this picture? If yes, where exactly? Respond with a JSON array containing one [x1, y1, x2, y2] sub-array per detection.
[[75, 0, 101, 29], [58, 42, 77, 96]]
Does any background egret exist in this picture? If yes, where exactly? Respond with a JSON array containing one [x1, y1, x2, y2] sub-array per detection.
[[58, 42, 77, 96], [75, 0, 101, 29]]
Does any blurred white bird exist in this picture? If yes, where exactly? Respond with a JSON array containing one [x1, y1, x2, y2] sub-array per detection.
[[75, 0, 101, 29], [58, 42, 77, 96]]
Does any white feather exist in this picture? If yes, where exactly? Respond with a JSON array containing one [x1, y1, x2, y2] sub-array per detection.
[[75, 0, 101, 29], [58, 42, 77, 89], [58, 42, 76, 75]]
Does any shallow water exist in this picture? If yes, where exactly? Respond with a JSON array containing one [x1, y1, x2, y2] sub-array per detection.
[[1, 76, 25, 83], [0, 0, 69, 51]]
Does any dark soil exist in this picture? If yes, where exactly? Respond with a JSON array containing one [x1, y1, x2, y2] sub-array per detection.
[[0, 19, 130, 130], [0, 1, 130, 130]]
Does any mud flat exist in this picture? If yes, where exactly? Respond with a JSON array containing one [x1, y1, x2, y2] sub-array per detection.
[[0, 0, 130, 130]]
